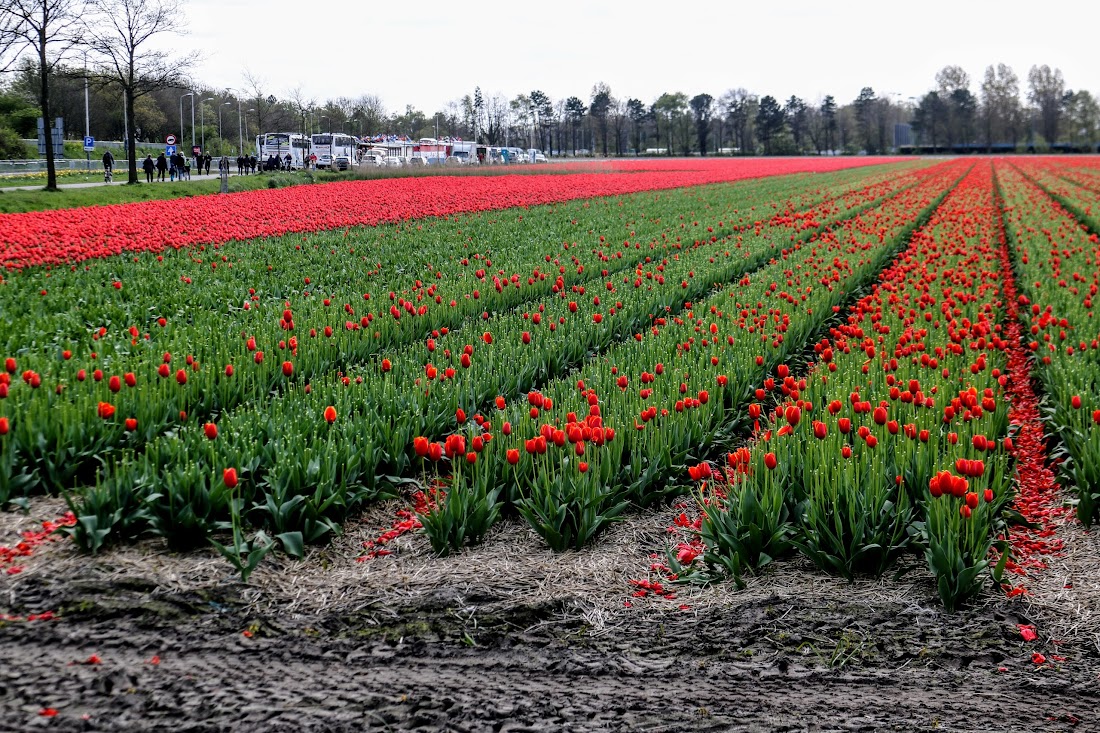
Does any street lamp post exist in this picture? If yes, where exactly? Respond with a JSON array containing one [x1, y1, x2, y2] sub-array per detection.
[[201, 98, 214, 153], [528, 104, 535, 161], [179, 91, 194, 157], [220, 102, 231, 155], [83, 52, 90, 171], [237, 98, 244, 156]]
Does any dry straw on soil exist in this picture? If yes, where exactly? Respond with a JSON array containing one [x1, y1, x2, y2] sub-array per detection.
[[1, 489, 1097, 650]]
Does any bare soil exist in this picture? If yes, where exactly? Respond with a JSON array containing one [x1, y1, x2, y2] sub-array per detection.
[[1, 497, 1097, 733]]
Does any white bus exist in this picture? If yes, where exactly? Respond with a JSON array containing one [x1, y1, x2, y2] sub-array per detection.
[[311, 132, 358, 169], [255, 132, 310, 170]]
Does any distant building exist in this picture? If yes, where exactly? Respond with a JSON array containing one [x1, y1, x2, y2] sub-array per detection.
[[894, 124, 912, 148]]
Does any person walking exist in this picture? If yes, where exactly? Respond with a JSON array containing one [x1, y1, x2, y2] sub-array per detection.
[[142, 154, 155, 183], [204, 154, 212, 175], [155, 153, 168, 181]]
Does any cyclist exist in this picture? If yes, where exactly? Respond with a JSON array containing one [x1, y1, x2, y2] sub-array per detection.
[[102, 150, 115, 182]]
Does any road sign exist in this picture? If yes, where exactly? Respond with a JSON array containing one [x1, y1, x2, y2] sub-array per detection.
[[83, 136, 95, 152], [166, 134, 177, 145], [166, 144, 177, 155]]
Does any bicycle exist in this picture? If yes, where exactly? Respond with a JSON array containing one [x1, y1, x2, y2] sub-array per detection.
[[103, 166, 113, 183]]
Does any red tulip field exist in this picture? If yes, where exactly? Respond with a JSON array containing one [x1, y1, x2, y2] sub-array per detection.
[[1, 157, 1098, 730]]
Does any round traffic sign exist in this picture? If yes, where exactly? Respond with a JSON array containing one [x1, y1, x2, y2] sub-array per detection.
[[166, 134, 177, 145]]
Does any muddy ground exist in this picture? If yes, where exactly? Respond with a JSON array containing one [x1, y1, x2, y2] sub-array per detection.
[[1, 499, 1097, 733]]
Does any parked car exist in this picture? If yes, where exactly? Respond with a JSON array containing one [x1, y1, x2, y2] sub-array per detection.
[[317, 154, 333, 169], [384, 156, 404, 168], [333, 155, 351, 171], [363, 152, 385, 167]]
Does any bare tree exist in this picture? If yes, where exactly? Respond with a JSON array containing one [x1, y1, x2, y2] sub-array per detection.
[[285, 86, 315, 139], [1, 0, 89, 189], [979, 63, 1021, 150], [242, 69, 283, 138], [355, 94, 386, 138], [1028, 64, 1065, 146], [84, 0, 194, 183]]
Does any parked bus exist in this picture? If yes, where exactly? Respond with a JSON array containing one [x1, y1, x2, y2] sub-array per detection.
[[416, 137, 450, 165], [255, 132, 310, 169], [311, 133, 358, 169]]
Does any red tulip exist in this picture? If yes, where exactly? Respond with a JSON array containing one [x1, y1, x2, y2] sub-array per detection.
[[225, 364, 234, 377], [204, 423, 218, 440], [223, 468, 238, 489], [282, 361, 294, 377], [381, 358, 392, 372], [506, 448, 520, 465], [175, 369, 187, 385], [0, 416, 8, 435], [1071, 395, 1082, 409], [785, 405, 801, 426], [838, 418, 851, 434], [108, 376, 121, 393], [97, 402, 115, 419], [3, 358, 14, 374], [764, 452, 777, 470], [456, 408, 467, 424], [812, 421, 827, 440], [427, 442, 443, 461], [445, 434, 466, 458], [125, 418, 138, 431], [324, 406, 337, 423]]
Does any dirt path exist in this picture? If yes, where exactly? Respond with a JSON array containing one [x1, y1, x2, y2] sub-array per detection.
[[2, 569, 1097, 733], [2, 496, 1098, 732]]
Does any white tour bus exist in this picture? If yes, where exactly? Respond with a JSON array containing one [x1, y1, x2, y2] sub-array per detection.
[[311, 132, 358, 169], [255, 132, 310, 170]]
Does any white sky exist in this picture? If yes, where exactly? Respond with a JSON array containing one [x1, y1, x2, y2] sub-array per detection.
[[179, 0, 1097, 114]]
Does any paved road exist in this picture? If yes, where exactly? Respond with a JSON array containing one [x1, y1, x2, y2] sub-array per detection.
[[0, 171, 260, 192]]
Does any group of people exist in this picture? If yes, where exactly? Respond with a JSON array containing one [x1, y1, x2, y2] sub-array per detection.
[[106, 149, 299, 183], [140, 152, 200, 182], [263, 154, 295, 172]]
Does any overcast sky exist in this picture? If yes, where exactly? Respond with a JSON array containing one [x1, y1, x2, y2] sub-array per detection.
[[181, 0, 1096, 114]]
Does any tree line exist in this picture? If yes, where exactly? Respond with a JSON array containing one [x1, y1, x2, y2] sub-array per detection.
[[3, 0, 1098, 190]]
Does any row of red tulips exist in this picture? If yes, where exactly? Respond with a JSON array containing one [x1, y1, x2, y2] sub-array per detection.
[[996, 160, 1100, 524]]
